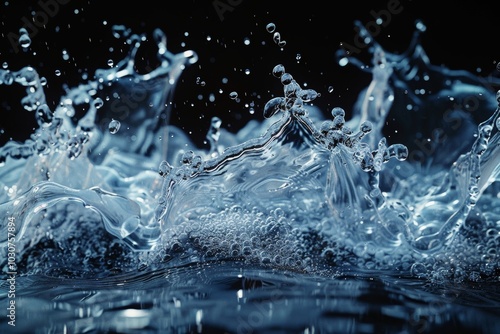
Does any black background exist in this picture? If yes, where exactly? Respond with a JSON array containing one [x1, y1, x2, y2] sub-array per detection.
[[0, 0, 498, 148]]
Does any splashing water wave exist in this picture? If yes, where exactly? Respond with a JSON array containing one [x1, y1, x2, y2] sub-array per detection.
[[1, 21, 500, 332]]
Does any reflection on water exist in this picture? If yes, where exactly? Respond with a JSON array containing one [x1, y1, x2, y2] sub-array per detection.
[[0, 19, 499, 333]]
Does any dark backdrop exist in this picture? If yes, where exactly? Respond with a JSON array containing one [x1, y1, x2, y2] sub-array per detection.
[[1, 0, 498, 148]]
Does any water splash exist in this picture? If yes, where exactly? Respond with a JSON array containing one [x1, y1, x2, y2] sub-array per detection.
[[0, 22, 499, 285]]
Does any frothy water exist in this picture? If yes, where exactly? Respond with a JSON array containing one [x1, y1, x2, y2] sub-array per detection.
[[1, 21, 500, 333]]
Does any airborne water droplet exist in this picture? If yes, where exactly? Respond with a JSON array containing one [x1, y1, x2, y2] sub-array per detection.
[[93, 97, 104, 109], [272, 64, 285, 78], [266, 23, 276, 33], [19, 34, 31, 49], [273, 32, 281, 44], [108, 119, 121, 134]]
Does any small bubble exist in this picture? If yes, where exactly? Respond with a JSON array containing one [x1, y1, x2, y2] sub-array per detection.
[[266, 23, 276, 33], [497, 62, 500, 72], [244, 69, 250, 75], [296, 54, 301, 61], [273, 32, 281, 44], [328, 86, 334, 93], [272, 64, 285, 78], [338, 57, 349, 67], [54, 70, 61, 76], [243, 37, 250, 45], [107, 59, 114, 67], [229, 91, 238, 100], [93, 97, 104, 109], [62, 49, 70, 61], [18, 33, 31, 49], [108, 119, 121, 134], [2, 62, 8, 69]]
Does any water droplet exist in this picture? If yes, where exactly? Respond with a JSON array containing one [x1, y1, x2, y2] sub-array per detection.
[[272, 64, 285, 78], [360, 121, 373, 133], [107, 59, 114, 67], [263, 97, 284, 118], [415, 19, 427, 32], [280, 73, 293, 85], [54, 70, 61, 76], [108, 119, 121, 134], [296, 54, 301, 61], [229, 91, 238, 100], [297, 88, 318, 102], [243, 37, 250, 45], [338, 57, 349, 67], [331, 107, 345, 118], [19, 33, 31, 50], [158, 160, 173, 177], [266, 23, 276, 33], [328, 86, 334, 93], [273, 32, 281, 44], [93, 98, 104, 109], [62, 49, 70, 61]]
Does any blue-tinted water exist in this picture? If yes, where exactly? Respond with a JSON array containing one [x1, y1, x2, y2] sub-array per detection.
[[1, 17, 500, 334]]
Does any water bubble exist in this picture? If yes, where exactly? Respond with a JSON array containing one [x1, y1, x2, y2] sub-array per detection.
[[273, 32, 281, 44], [415, 19, 427, 32], [243, 37, 250, 45], [297, 88, 318, 102], [296, 54, 301, 61], [278, 40, 286, 47], [181, 150, 195, 165], [229, 91, 238, 100], [331, 107, 345, 118], [62, 49, 70, 61], [280, 73, 293, 85], [327, 86, 334, 93], [360, 121, 373, 133], [266, 23, 276, 33], [55, 70, 61, 76], [93, 97, 104, 109], [18, 28, 31, 49], [338, 57, 349, 67], [2, 62, 8, 69], [272, 64, 285, 78], [158, 160, 173, 177], [108, 119, 121, 134], [107, 59, 114, 67], [263, 97, 284, 118]]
